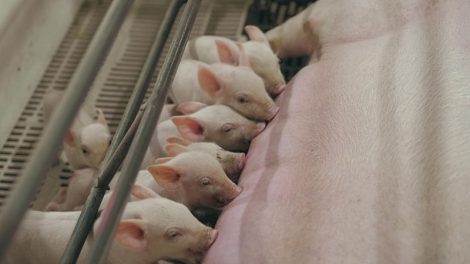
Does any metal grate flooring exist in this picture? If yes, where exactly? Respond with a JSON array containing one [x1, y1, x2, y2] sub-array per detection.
[[0, 0, 251, 210], [0, 1, 111, 209]]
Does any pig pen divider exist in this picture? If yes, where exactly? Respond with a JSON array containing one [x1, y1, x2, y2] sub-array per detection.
[[60, 0, 189, 262], [0, 0, 135, 259], [84, 0, 201, 263]]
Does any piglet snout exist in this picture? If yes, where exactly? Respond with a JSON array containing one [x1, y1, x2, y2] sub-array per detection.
[[235, 186, 242, 194], [238, 153, 246, 170], [274, 84, 287, 96], [207, 229, 218, 248], [267, 105, 280, 120], [254, 122, 266, 136], [216, 186, 242, 206], [230, 186, 243, 200]]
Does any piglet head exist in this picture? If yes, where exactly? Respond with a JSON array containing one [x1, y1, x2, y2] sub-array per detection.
[[165, 138, 246, 182], [75, 110, 111, 168], [243, 25, 286, 97], [184, 105, 265, 152], [148, 152, 242, 210], [195, 143, 245, 182], [213, 148, 245, 182], [107, 196, 217, 264], [198, 64, 278, 121]]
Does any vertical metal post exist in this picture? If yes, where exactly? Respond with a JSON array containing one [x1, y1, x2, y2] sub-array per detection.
[[87, 0, 201, 263], [60, 1, 185, 263], [0, 0, 133, 260]]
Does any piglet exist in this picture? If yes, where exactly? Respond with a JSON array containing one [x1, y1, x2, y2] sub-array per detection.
[[264, 5, 317, 60], [6, 186, 217, 264], [165, 136, 245, 182], [147, 103, 265, 160], [134, 152, 242, 211], [43, 89, 111, 169], [183, 26, 286, 96], [170, 59, 278, 121]]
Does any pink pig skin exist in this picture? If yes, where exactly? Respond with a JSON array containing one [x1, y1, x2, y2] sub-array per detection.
[[182, 31, 286, 96], [7, 195, 217, 264], [204, 0, 470, 263], [170, 60, 278, 122]]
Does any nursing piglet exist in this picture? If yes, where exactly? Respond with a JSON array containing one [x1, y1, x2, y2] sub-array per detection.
[[6, 187, 217, 264], [165, 136, 245, 182], [52, 149, 243, 212], [148, 104, 265, 158], [135, 152, 242, 211], [264, 4, 317, 59], [43, 89, 111, 169], [182, 26, 285, 96], [171, 59, 278, 121]]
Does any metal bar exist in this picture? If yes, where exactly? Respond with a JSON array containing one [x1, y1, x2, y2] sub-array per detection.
[[87, 0, 201, 262], [0, 0, 133, 260], [60, 1, 184, 262]]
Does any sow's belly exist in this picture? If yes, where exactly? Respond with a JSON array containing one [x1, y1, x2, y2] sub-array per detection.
[[203, 4, 470, 264]]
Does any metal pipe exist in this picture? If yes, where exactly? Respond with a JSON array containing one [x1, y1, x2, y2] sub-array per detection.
[[59, 1, 184, 262], [87, 0, 201, 262], [0, 0, 133, 260]]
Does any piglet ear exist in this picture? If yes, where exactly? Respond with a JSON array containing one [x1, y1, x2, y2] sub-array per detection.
[[166, 136, 191, 146], [95, 108, 108, 127], [171, 116, 205, 142], [147, 164, 180, 189], [154, 157, 173, 164], [115, 219, 148, 252], [176, 101, 207, 115], [215, 40, 238, 65], [245, 25, 270, 47], [165, 143, 189, 157], [65, 129, 75, 146], [236, 43, 251, 67], [198, 66, 222, 99], [130, 185, 159, 200]]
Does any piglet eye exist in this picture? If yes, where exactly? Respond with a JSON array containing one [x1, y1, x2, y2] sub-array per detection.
[[165, 228, 182, 240], [201, 177, 211, 186], [80, 145, 90, 156], [237, 94, 248, 104], [221, 124, 233, 133]]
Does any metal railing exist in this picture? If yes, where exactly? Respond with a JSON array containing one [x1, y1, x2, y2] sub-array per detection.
[[0, 0, 201, 262]]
